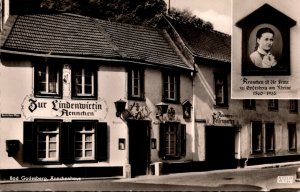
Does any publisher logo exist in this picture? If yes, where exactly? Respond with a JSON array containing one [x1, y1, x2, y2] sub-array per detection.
[[277, 176, 294, 184]]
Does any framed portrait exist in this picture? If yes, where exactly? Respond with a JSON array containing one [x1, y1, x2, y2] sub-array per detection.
[[236, 4, 296, 76]]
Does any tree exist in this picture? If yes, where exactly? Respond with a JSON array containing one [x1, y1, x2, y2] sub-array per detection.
[[12, 0, 213, 30], [40, 0, 167, 26], [168, 7, 213, 30]]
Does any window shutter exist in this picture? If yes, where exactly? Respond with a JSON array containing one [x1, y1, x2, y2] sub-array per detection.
[[60, 122, 74, 163], [176, 74, 180, 101], [224, 75, 228, 105], [159, 123, 166, 158], [180, 124, 186, 156], [162, 74, 167, 100], [96, 122, 108, 161], [128, 69, 132, 98], [23, 122, 36, 163], [141, 69, 145, 99], [176, 123, 181, 157]]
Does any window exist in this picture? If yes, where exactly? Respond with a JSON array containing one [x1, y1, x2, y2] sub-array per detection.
[[165, 125, 176, 156], [214, 74, 228, 107], [265, 122, 275, 152], [251, 121, 276, 154], [243, 99, 256, 110], [73, 122, 95, 160], [37, 122, 60, 161], [159, 122, 186, 159], [163, 72, 180, 103], [290, 100, 298, 113], [72, 66, 97, 99], [251, 121, 262, 153], [268, 99, 278, 111], [23, 121, 107, 164], [34, 64, 61, 97], [288, 123, 297, 151], [128, 68, 144, 100]]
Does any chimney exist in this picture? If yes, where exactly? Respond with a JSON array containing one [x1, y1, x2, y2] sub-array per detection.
[[168, 0, 170, 15], [1, 0, 10, 31]]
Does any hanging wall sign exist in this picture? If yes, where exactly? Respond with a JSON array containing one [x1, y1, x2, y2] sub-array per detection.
[[21, 95, 108, 120], [211, 111, 236, 126]]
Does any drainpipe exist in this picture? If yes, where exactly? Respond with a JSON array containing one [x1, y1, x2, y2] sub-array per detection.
[[191, 59, 196, 160]]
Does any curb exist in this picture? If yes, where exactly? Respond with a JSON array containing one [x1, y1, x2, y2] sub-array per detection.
[[244, 161, 300, 170]]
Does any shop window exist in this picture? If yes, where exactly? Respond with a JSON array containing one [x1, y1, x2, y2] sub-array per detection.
[[268, 99, 278, 111], [214, 74, 228, 107], [34, 64, 62, 97], [128, 68, 144, 100], [288, 123, 297, 151], [251, 121, 262, 153], [265, 122, 275, 152], [163, 72, 180, 103], [243, 99, 256, 110], [159, 122, 186, 159], [290, 100, 298, 113], [23, 121, 107, 164], [72, 66, 97, 99]]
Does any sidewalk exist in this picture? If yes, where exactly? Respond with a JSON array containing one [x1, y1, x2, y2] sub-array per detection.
[[115, 162, 300, 190], [244, 161, 300, 169]]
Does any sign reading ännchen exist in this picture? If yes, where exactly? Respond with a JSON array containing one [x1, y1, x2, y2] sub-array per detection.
[[21, 95, 108, 120]]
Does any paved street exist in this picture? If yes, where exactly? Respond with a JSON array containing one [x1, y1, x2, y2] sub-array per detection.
[[118, 164, 300, 191], [1, 164, 300, 191], [0, 178, 262, 191]]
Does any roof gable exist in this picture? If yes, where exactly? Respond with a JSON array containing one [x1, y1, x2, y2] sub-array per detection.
[[236, 4, 296, 28]]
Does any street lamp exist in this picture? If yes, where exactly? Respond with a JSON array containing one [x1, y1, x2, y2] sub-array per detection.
[[156, 102, 169, 120]]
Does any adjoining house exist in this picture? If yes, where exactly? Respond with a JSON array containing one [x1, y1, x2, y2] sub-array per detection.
[[162, 15, 300, 170]]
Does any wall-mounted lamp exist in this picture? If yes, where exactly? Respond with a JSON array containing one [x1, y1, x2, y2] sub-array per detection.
[[182, 100, 192, 119], [156, 102, 169, 119], [114, 99, 127, 118]]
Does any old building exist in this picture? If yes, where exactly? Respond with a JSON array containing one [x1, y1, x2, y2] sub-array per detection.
[[0, 13, 194, 179], [1, 2, 300, 180]]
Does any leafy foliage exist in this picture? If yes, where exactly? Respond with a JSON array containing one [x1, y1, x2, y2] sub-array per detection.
[[168, 7, 213, 30], [11, 0, 213, 29], [40, 0, 167, 26]]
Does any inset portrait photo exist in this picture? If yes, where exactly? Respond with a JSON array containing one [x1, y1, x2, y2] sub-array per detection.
[[241, 22, 289, 76], [248, 24, 282, 69], [236, 4, 296, 76]]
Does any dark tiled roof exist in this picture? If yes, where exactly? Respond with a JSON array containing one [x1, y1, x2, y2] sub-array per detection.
[[3, 14, 120, 58], [97, 19, 189, 69], [167, 18, 231, 63], [1, 14, 191, 70]]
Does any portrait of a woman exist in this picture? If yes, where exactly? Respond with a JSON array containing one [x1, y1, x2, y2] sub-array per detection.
[[249, 27, 277, 68]]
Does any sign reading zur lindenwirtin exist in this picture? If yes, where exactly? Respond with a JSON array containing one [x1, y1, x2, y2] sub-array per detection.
[[21, 95, 108, 120]]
